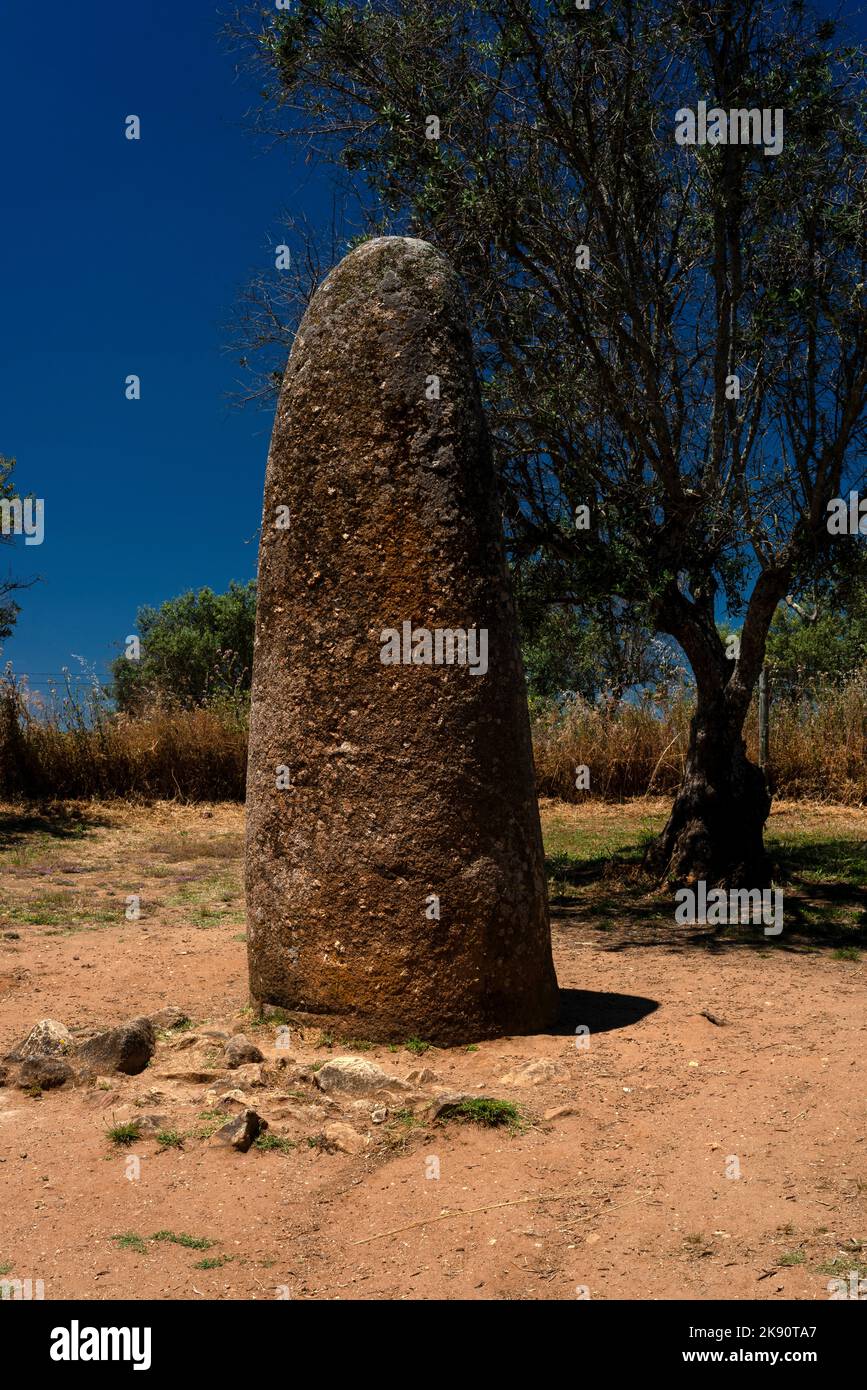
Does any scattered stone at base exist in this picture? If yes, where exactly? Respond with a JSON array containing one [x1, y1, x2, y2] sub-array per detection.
[[78, 1017, 156, 1076], [543, 1104, 581, 1121], [159, 1070, 225, 1085], [7, 1019, 73, 1062], [224, 1036, 265, 1069], [17, 1057, 74, 1090], [228, 1062, 267, 1088], [498, 1058, 569, 1086], [313, 1057, 409, 1099], [323, 1121, 367, 1155], [148, 1006, 190, 1031], [405, 1067, 439, 1086], [133, 1114, 173, 1136], [214, 1090, 249, 1112], [209, 1109, 266, 1153]]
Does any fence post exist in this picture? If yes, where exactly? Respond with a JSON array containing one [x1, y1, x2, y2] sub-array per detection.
[[758, 666, 769, 770]]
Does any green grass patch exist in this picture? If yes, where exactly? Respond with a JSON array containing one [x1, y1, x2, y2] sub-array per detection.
[[768, 831, 867, 889], [165, 874, 239, 908], [156, 1017, 194, 1041], [241, 1005, 291, 1031], [2, 893, 118, 929], [151, 1230, 214, 1251], [539, 806, 867, 949], [253, 1134, 295, 1153], [189, 907, 232, 929], [436, 1098, 522, 1130], [817, 1255, 867, 1280], [193, 1110, 225, 1139], [106, 1121, 141, 1147], [194, 1255, 233, 1270], [111, 1232, 148, 1254], [543, 811, 662, 867], [155, 1129, 185, 1150], [392, 1108, 421, 1129]]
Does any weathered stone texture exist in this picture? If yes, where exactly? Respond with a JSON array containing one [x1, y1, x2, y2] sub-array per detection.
[[245, 236, 557, 1042]]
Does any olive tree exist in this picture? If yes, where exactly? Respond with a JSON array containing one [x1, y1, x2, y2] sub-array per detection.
[[229, 0, 867, 885]]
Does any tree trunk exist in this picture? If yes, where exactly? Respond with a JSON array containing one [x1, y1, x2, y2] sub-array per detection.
[[645, 690, 771, 888]]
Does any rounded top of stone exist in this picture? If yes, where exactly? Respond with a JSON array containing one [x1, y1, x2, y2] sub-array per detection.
[[285, 234, 466, 383], [314, 235, 458, 308], [341, 234, 448, 268]]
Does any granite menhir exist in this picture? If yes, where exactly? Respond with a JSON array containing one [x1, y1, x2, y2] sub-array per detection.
[[245, 236, 558, 1042]]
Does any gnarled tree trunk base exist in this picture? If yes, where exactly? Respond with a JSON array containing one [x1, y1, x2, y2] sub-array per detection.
[[645, 705, 772, 889]]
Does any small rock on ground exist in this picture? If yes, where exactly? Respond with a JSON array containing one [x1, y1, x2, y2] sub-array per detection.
[[7, 1019, 73, 1061], [314, 1057, 409, 1098], [224, 1036, 265, 1069], [498, 1058, 569, 1086], [133, 1114, 173, 1136], [78, 1017, 156, 1076], [405, 1067, 438, 1085], [148, 1007, 190, 1031], [17, 1057, 74, 1090], [543, 1104, 581, 1121], [209, 1109, 266, 1153], [323, 1122, 367, 1155]]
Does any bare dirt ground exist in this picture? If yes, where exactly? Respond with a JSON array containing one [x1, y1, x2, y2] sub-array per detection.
[[0, 798, 864, 1301]]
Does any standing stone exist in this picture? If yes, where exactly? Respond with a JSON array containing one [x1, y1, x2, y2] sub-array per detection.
[[245, 236, 558, 1043]]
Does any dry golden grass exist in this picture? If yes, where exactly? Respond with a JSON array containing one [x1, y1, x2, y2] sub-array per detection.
[[532, 695, 692, 800], [760, 680, 867, 803], [0, 680, 246, 801], [533, 679, 867, 805], [1, 671, 864, 804]]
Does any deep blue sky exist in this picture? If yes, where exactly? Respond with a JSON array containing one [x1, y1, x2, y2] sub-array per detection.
[[2, 2, 866, 692], [0, 1, 319, 689]]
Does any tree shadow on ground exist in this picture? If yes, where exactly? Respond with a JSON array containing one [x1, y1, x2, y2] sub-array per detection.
[[771, 836, 867, 881], [546, 834, 867, 953], [0, 806, 112, 854], [553, 986, 658, 1035]]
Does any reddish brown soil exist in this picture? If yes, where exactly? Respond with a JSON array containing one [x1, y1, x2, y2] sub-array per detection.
[[0, 800, 864, 1301]]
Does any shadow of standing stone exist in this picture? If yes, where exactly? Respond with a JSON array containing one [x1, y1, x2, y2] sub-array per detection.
[[245, 236, 557, 1043]]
